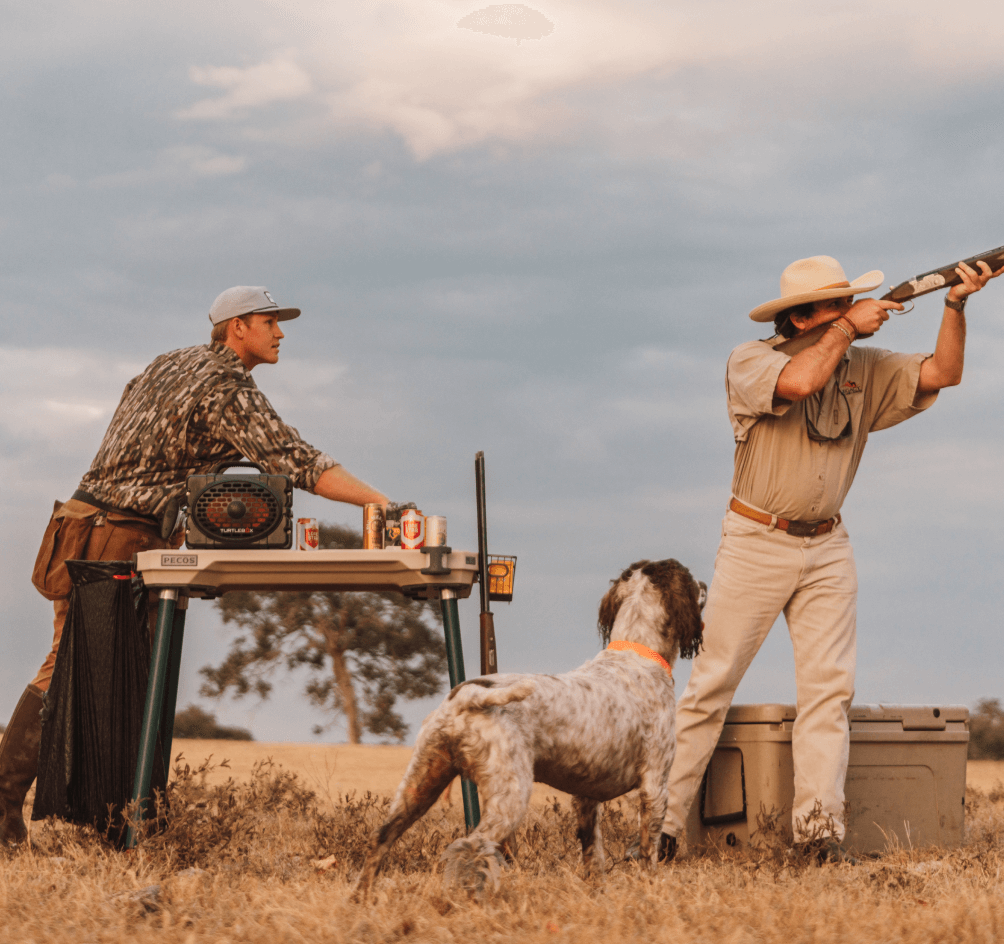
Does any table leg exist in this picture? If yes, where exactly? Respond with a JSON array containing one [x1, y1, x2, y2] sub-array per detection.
[[157, 595, 188, 779], [439, 589, 481, 832], [125, 588, 177, 849]]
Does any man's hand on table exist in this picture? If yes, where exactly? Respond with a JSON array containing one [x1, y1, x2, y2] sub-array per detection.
[[313, 465, 387, 508]]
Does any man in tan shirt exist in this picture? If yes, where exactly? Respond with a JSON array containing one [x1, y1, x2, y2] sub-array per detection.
[[659, 254, 1000, 861]]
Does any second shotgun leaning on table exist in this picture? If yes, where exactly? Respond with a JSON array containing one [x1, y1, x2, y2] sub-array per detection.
[[0, 286, 388, 851]]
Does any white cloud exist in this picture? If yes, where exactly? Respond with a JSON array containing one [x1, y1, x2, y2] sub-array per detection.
[[177, 55, 313, 120], [89, 146, 246, 188], [0, 347, 141, 452], [168, 1, 1004, 159]]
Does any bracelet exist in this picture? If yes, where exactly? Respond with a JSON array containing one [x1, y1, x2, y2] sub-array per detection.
[[944, 294, 967, 312], [830, 319, 855, 343]]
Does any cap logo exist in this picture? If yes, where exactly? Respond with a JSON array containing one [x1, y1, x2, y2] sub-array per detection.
[[263, 290, 275, 306]]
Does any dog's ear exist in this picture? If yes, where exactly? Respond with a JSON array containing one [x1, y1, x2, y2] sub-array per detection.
[[642, 559, 704, 660], [597, 583, 621, 646], [598, 562, 646, 642], [598, 561, 650, 644]]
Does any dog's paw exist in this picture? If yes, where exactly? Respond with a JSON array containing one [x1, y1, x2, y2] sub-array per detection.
[[440, 838, 504, 899], [624, 832, 677, 865]]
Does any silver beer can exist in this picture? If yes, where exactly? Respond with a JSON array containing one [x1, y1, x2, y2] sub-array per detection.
[[296, 517, 319, 550], [363, 504, 385, 549], [425, 515, 447, 548]]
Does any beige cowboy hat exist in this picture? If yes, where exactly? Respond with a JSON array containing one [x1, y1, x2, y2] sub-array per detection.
[[749, 256, 884, 322]]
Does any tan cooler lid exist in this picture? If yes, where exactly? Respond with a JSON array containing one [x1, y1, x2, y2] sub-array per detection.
[[725, 704, 797, 724], [848, 703, 968, 731], [725, 703, 968, 731]]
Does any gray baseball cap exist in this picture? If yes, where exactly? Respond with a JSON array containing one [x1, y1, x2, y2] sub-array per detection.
[[208, 286, 301, 325]]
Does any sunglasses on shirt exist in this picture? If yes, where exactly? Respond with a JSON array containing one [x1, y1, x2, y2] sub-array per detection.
[[805, 387, 852, 442]]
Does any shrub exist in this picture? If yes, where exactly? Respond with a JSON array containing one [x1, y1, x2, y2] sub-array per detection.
[[173, 704, 253, 741], [969, 698, 1004, 760]]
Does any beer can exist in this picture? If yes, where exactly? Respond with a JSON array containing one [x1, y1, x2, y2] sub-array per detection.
[[425, 515, 447, 548], [400, 509, 425, 549], [296, 517, 319, 550], [363, 503, 385, 549], [384, 518, 402, 548]]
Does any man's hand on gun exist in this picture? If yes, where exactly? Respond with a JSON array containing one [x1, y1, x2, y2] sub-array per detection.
[[846, 258, 1004, 339], [843, 297, 902, 338], [946, 259, 1004, 303]]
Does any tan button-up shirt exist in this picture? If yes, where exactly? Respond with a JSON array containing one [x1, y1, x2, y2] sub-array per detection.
[[726, 326, 937, 521]]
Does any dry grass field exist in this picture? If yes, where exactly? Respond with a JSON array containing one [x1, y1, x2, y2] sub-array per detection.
[[1, 743, 1002, 943]]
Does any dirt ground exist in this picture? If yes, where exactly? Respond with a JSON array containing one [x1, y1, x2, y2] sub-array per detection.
[[174, 738, 1003, 806], [962, 759, 1004, 794], [3, 745, 1002, 942], [171, 739, 572, 807]]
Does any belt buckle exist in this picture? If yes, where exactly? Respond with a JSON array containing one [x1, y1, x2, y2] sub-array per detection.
[[786, 519, 824, 537]]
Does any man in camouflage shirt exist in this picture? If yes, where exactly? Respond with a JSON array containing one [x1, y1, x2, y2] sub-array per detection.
[[0, 286, 387, 848]]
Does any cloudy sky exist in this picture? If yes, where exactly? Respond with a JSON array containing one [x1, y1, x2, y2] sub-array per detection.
[[3, 0, 1003, 742]]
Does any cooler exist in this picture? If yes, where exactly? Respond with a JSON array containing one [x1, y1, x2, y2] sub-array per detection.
[[685, 703, 969, 854]]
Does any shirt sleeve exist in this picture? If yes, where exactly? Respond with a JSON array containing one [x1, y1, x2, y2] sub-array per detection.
[[863, 348, 939, 432], [219, 387, 338, 490], [725, 341, 793, 442]]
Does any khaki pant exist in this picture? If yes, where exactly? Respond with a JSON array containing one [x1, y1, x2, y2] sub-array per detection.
[[30, 501, 178, 693], [662, 509, 857, 842]]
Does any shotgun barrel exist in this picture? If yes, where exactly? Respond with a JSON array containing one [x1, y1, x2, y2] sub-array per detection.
[[475, 451, 498, 675], [881, 244, 1004, 303]]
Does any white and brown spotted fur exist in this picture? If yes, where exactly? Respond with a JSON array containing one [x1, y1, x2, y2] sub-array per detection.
[[354, 559, 706, 897]]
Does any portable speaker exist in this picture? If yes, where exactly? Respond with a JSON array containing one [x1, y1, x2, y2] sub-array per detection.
[[185, 461, 293, 549]]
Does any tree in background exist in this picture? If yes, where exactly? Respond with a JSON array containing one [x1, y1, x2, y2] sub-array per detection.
[[969, 698, 1004, 760], [199, 523, 448, 744], [173, 704, 253, 741]]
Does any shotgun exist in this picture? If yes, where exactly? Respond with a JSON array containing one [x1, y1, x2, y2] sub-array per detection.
[[475, 451, 498, 676], [881, 244, 1004, 304]]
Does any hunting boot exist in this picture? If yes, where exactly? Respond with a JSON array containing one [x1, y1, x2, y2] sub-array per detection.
[[0, 684, 44, 849]]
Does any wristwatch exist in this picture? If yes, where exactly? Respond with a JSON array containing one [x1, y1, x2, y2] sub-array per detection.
[[944, 293, 967, 312]]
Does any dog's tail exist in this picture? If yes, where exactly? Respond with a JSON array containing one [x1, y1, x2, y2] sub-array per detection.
[[454, 679, 535, 710], [441, 837, 504, 898]]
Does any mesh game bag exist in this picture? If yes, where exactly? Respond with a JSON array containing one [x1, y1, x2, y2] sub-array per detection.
[[32, 560, 167, 843]]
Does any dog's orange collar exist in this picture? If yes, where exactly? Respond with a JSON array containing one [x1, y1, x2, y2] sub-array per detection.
[[606, 640, 673, 678]]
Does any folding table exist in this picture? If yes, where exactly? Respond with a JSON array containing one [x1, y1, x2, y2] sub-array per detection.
[[128, 546, 481, 847]]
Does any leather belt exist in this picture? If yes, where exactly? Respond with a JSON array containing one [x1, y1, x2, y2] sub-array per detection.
[[729, 498, 840, 538], [71, 489, 159, 528]]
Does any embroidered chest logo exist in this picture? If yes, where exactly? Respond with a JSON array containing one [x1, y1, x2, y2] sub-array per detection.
[[841, 380, 863, 395]]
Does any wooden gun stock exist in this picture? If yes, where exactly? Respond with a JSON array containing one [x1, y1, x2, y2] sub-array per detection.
[[480, 612, 498, 676]]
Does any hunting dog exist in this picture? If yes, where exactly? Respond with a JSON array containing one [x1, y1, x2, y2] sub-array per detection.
[[354, 559, 706, 897]]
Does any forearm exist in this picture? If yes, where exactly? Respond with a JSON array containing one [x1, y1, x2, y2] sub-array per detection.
[[917, 309, 966, 393], [774, 323, 851, 401], [312, 465, 388, 507]]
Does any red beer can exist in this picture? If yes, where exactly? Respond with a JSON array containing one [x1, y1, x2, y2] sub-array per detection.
[[363, 504, 385, 549], [400, 509, 425, 549], [297, 517, 319, 550]]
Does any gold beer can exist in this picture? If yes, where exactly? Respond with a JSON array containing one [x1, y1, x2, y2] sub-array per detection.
[[363, 503, 385, 549]]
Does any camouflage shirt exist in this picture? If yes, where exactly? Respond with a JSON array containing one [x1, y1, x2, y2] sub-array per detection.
[[78, 342, 337, 517]]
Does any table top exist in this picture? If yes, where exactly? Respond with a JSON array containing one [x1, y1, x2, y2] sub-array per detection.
[[135, 547, 478, 600]]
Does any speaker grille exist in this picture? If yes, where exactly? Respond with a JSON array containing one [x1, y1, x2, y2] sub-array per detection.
[[192, 480, 282, 544]]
